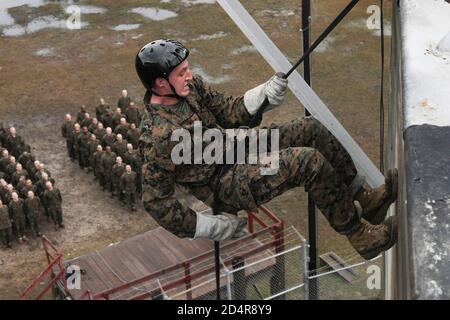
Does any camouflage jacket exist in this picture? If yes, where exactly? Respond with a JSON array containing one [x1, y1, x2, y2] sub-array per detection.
[[9, 199, 25, 221], [61, 120, 75, 139], [24, 196, 42, 219], [121, 171, 136, 193], [0, 205, 11, 229], [43, 188, 62, 209], [139, 75, 260, 238]]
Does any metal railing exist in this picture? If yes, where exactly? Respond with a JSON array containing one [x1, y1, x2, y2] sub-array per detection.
[[19, 236, 69, 300]]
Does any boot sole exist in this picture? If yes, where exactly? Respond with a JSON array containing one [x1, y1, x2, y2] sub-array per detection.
[[369, 169, 398, 225], [361, 216, 398, 260]]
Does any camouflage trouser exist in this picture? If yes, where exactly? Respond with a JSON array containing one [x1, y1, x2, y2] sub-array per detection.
[[104, 174, 113, 192], [0, 227, 12, 246], [79, 149, 90, 169], [49, 206, 63, 226], [28, 215, 40, 236], [67, 139, 75, 159], [123, 191, 136, 210], [214, 116, 363, 235], [13, 215, 26, 238], [112, 177, 122, 196]]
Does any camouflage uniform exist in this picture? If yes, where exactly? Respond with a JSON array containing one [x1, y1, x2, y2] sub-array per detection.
[[121, 171, 137, 210], [113, 139, 128, 159], [114, 123, 130, 137], [36, 177, 55, 219], [112, 163, 125, 197], [5, 162, 16, 181], [87, 139, 99, 170], [139, 76, 362, 238], [72, 129, 82, 160], [6, 134, 27, 157], [93, 150, 105, 184], [88, 122, 98, 134], [43, 188, 63, 227], [96, 104, 110, 123], [21, 184, 37, 199], [102, 133, 116, 149], [101, 151, 117, 192], [102, 113, 114, 131], [77, 132, 90, 169], [118, 96, 131, 114], [126, 128, 141, 149], [126, 107, 141, 126], [77, 110, 87, 124], [0, 155, 10, 172], [81, 118, 93, 130], [112, 113, 124, 131], [24, 197, 42, 236], [94, 127, 107, 142], [0, 205, 12, 247], [12, 169, 29, 186], [61, 120, 76, 159], [9, 199, 26, 239], [18, 153, 35, 172]]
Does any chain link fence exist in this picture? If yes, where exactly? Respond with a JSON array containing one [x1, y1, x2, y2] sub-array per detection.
[[101, 226, 385, 300]]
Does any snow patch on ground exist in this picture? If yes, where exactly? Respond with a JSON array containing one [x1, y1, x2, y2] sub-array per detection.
[[130, 7, 178, 21], [3, 14, 88, 37], [402, 0, 450, 127], [181, 0, 216, 6], [230, 45, 257, 55], [191, 65, 231, 84], [315, 35, 335, 53], [257, 9, 295, 17], [34, 47, 55, 57], [191, 31, 229, 41], [77, 5, 107, 15], [0, 0, 47, 10], [112, 24, 140, 31], [0, 9, 15, 26]]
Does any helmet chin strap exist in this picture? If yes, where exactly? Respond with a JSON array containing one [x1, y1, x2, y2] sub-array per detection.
[[151, 77, 184, 100]]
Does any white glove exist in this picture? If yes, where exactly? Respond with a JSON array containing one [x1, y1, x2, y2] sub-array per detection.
[[193, 212, 248, 241], [244, 73, 288, 115]]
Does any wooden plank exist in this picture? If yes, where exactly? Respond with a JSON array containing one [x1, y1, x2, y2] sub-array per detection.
[[66, 227, 278, 299], [319, 251, 357, 283]]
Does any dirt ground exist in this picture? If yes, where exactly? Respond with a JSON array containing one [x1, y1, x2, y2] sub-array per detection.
[[0, 0, 391, 299]]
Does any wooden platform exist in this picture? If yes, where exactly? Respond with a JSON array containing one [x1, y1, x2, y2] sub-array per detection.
[[64, 227, 276, 300]]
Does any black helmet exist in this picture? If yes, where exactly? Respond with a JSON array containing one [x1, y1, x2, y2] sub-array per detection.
[[135, 39, 189, 93]]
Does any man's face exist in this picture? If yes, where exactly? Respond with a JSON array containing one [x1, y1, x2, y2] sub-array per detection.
[[167, 60, 192, 98]]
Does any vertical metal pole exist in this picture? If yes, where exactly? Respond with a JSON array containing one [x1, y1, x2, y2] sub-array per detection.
[[302, 240, 309, 300], [302, 0, 319, 300], [224, 266, 232, 300]]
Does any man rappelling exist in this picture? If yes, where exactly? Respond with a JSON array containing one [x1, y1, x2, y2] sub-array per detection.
[[135, 39, 398, 260]]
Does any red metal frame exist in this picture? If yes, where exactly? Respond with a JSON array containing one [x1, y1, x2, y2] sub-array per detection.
[[79, 205, 284, 300], [19, 236, 69, 300]]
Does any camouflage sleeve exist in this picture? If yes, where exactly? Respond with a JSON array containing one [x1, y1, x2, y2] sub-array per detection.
[[140, 126, 198, 239], [192, 75, 262, 128]]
